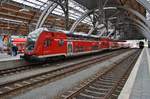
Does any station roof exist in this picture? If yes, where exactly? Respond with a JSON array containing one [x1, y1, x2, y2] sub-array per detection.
[[0, 0, 148, 40]]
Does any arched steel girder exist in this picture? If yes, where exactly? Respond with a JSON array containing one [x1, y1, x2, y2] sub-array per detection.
[[118, 22, 149, 39], [88, 21, 99, 35], [107, 29, 115, 37], [136, 0, 150, 14], [70, 7, 117, 34], [88, 23, 106, 36], [133, 24, 149, 38], [69, 10, 94, 33], [118, 6, 150, 30], [119, 21, 150, 39], [131, 24, 150, 40], [98, 27, 107, 37], [121, 17, 150, 39], [135, 27, 148, 38], [110, 6, 150, 40], [91, 5, 150, 39], [36, 2, 58, 29], [70, 6, 149, 38], [36, 0, 68, 29], [132, 19, 150, 37]]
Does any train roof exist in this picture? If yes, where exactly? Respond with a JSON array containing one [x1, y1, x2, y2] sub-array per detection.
[[28, 28, 101, 41], [58, 30, 100, 40], [28, 28, 48, 41]]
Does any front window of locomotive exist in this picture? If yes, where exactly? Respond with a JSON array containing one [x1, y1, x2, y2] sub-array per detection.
[[25, 28, 48, 53], [26, 38, 35, 52]]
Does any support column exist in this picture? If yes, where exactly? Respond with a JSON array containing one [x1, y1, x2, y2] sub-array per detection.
[[64, 0, 69, 30]]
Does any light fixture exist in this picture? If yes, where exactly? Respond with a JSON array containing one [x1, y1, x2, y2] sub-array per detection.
[[19, 8, 29, 12], [55, 18, 61, 21], [19, 1, 30, 12]]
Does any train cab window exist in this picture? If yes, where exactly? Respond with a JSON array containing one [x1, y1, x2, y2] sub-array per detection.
[[59, 39, 64, 46], [44, 39, 51, 47]]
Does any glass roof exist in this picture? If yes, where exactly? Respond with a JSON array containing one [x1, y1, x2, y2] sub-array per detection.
[[12, 0, 92, 26], [145, 0, 150, 20], [146, 11, 150, 20]]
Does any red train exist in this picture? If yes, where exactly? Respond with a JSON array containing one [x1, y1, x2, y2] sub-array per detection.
[[12, 38, 27, 53], [22, 28, 127, 61]]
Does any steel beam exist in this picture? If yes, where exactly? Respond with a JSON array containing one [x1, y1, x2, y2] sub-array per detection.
[[133, 19, 150, 36], [69, 10, 93, 33], [107, 29, 115, 37], [119, 21, 150, 39], [117, 6, 150, 39], [124, 17, 150, 39], [132, 24, 150, 40], [36, 2, 57, 29], [70, 6, 117, 34], [98, 27, 107, 37], [118, 6, 150, 29], [88, 21, 99, 35], [136, 0, 150, 14]]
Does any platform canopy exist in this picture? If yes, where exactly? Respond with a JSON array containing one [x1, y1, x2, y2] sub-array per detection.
[[0, 0, 149, 40]]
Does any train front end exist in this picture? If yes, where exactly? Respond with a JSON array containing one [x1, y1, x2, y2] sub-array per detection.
[[21, 28, 48, 61]]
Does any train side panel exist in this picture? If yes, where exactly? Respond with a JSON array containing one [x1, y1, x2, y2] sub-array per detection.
[[71, 40, 100, 56], [34, 32, 67, 58], [100, 38, 110, 49], [23, 29, 128, 61]]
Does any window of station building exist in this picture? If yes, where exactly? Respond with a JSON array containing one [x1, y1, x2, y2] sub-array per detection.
[[44, 39, 51, 47], [58, 39, 64, 46]]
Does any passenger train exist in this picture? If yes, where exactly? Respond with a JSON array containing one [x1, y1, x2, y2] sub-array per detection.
[[22, 28, 128, 61]]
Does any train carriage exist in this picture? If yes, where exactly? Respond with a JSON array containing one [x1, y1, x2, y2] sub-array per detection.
[[23, 28, 103, 60], [23, 28, 127, 61], [24, 29, 67, 59]]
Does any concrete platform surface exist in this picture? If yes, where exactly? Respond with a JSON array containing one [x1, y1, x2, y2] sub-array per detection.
[[0, 53, 20, 62], [118, 48, 150, 99]]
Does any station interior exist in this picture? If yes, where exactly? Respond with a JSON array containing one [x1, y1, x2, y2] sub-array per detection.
[[0, 0, 150, 99]]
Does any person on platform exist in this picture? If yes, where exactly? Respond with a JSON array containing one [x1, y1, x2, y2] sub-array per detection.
[[11, 44, 18, 56]]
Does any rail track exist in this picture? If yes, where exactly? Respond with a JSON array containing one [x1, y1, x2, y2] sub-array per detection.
[[0, 62, 44, 77], [0, 49, 128, 77], [0, 49, 130, 98], [61, 49, 141, 99]]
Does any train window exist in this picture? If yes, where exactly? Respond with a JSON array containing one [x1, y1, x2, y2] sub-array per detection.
[[44, 39, 51, 47], [59, 39, 64, 46]]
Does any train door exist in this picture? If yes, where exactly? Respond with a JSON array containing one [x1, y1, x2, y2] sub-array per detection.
[[67, 41, 73, 56], [43, 37, 51, 55]]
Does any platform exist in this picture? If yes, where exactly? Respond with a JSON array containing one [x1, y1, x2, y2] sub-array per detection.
[[118, 48, 150, 99], [0, 53, 21, 62]]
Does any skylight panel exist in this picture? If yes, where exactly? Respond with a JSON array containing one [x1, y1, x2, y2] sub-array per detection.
[[22, 1, 40, 9], [27, 0, 43, 6], [54, 8, 64, 13], [12, 0, 24, 3], [38, 0, 48, 3], [12, 0, 92, 26], [52, 11, 63, 16], [69, 16, 77, 20]]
